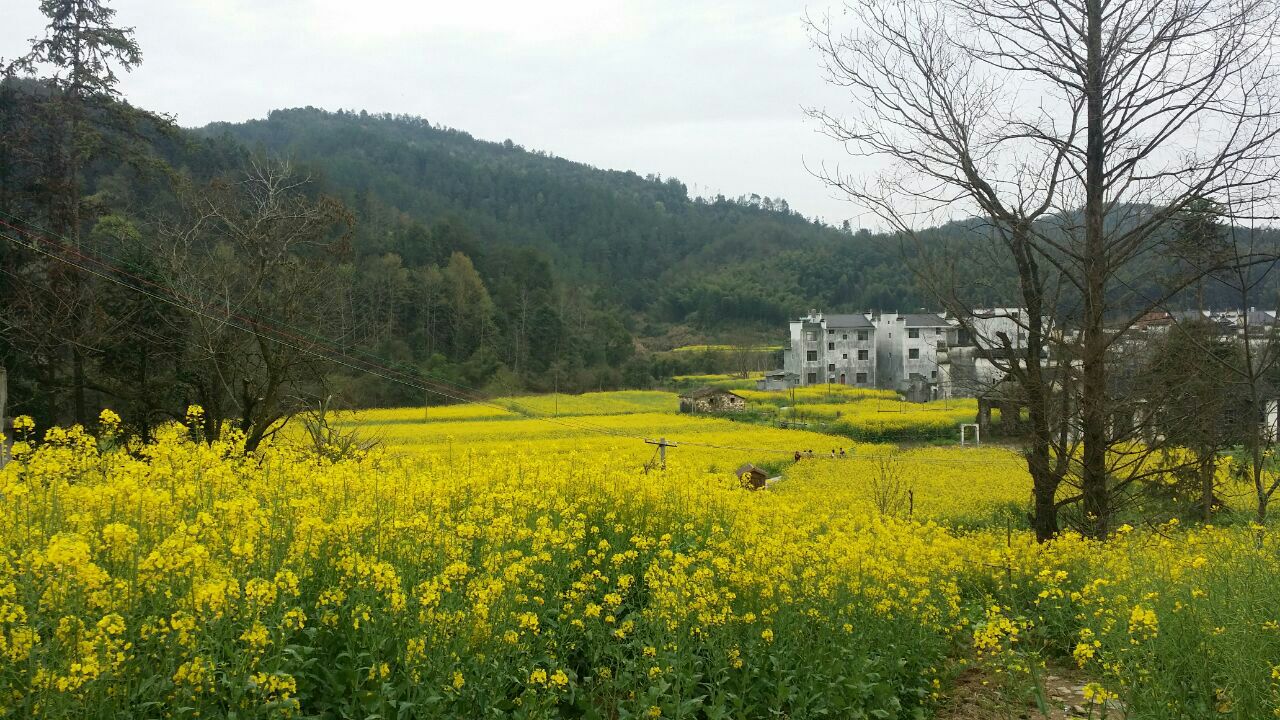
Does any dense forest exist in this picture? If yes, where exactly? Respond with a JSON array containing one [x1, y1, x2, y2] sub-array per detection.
[[201, 107, 943, 325]]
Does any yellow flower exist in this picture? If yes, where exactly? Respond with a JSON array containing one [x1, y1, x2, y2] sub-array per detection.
[[1082, 683, 1116, 704], [98, 408, 122, 432], [239, 621, 271, 651], [1128, 605, 1159, 642], [282, 608, 307, 631], [12, 415, 35, 435]]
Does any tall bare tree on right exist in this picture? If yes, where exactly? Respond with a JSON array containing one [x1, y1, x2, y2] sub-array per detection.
[[809, 0, 1280, 539]]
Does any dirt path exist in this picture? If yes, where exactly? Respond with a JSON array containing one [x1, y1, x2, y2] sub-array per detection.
[[934, 666, 1123, 720]]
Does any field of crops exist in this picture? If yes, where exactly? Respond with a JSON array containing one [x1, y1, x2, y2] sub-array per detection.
[[2, 393, 1279, 719], [668, 345, 783, 353], [732, 386, 986, 442], [667, 373, 762, 391]]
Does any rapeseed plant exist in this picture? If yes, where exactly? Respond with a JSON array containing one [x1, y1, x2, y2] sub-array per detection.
[[0, 396, 1277, 719]]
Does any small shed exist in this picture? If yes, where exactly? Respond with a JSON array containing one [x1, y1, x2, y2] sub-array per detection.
[[679, 387, 748, 414], [735, 463, 769, 490], [756, 370, 800, 391]]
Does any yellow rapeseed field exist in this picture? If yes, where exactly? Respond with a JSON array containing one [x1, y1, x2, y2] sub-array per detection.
[[2, 393, 1278, 719]]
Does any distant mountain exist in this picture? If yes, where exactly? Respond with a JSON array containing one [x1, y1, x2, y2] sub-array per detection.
[[198, 108, 937, 329]]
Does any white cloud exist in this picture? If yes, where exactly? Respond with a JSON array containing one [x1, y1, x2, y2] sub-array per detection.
[[1, 0, 866, 225]]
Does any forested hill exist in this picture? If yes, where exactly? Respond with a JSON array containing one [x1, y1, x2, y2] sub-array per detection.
[[199, 108, 931, 327]]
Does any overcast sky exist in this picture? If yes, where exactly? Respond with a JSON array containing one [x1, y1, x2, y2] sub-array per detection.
[[3, 0, 873, 227]]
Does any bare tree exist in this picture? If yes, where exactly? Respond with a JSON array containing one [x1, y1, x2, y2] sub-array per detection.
[[808, 0, 1280, 539], [159, 159, 353, 452]]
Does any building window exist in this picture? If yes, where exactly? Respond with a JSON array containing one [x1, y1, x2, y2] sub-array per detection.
[[842, 334, 848, 340], [909, 348, 920, 359], [806, 350, 818, 361], [858, 349, 868, 360], [828, 342, 835, 350], [931, 370, 937, 379], [828, 329, 835, 335], [807, 372, 817, 384], [857, 331, 868, 341], [856, 372, 868, 384], [828, 363, 836, 372], [909, 328, 920, 338], [842, 353, 848, 359]]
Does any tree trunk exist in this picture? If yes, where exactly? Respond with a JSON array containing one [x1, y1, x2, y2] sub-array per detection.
[[1255, 443, 1270, 524], [1081, 0, 1111, 539], [72, 347, 87, 426], [0, 365, 8, 469], [1029, 447, 1060, 541], [1200, 456, 1216, 521], [1025, 338, 1060, 541]]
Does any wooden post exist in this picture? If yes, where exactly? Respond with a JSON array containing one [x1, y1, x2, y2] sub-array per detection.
[[0, 366, 8, 468], [645, 437, 677, 470]]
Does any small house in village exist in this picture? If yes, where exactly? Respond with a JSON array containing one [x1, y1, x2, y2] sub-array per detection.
[[679, 387, 747, 414]]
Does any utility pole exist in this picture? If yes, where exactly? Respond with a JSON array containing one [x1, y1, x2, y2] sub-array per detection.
[[645, 437, 677, 470]]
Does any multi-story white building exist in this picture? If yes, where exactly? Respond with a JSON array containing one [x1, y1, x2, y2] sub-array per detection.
[[874, 312, 956, 399], [780, 308, 1041, 400], [782, 310, 877, 387]]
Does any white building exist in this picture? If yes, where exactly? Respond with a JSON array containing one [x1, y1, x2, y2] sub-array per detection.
[[963, 308, 1031, 350], [874, 312, 956, 400], [782, 310, 877, 387], [778, 308, 1038, 400], [946, 308, 1036, 396]]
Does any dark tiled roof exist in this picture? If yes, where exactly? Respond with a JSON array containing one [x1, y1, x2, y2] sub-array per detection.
[[825, 313, 874, 328], [680, 387, 745, 400], [901, 313, 950, 327]]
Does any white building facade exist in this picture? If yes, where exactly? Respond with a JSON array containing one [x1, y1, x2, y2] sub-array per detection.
[[782, 311, 878, 387], [874, 312, 956, 399], [779, 308, 1037, 400]]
